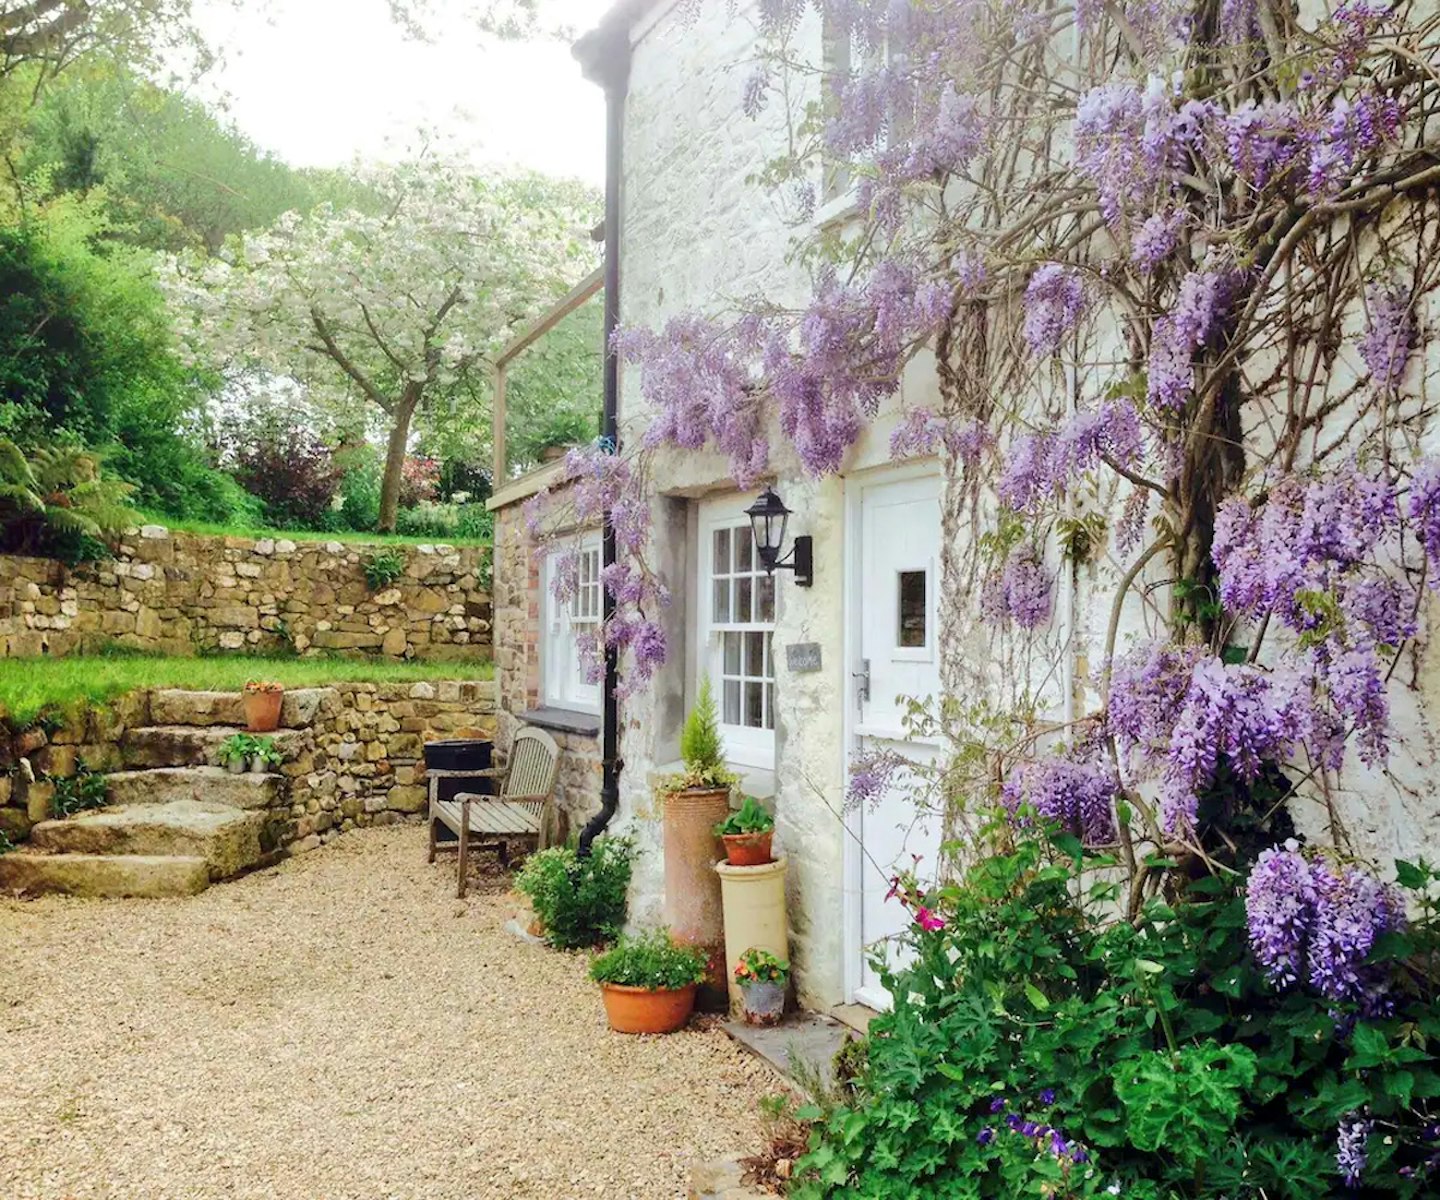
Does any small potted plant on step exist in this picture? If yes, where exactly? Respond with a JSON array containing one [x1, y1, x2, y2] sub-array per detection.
[[590, 929, 708, 1035], [242, 679, 285, 732], [218, 733, 256, 775], [248, 735, 283, 774], [716, 795, 775, 866], [734, 947, 789, 1026]]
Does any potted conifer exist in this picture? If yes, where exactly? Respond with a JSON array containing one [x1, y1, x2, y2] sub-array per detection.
[[659, 677, 738, 1009]]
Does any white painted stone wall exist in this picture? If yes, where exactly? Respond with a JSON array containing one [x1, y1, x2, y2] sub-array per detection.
[[606, 0, 1440, 1013]]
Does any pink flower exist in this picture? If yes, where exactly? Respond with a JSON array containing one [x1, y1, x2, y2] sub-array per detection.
[[914, 907, 947, 932]]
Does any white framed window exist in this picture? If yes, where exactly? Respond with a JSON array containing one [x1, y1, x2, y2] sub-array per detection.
[[700, 498, 777, 769], [542, 534, 602, 714]]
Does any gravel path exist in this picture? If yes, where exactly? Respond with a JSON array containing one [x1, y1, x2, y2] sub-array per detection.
[[1, 828, 770, 1199]]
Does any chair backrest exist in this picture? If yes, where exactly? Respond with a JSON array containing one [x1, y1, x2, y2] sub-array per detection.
[[501, 726, 559, 801]]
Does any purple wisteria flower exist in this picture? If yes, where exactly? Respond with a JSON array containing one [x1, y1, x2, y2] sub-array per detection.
[[1131, 210, 1186, 275], [998, 403, 1144, 512], [1002, 753, 1118, 845], [1337, 1114, 1372, 1187], [982, 544, 1053, 630], [1246, 844, 1406, 1010], [847, 748, 904, 810], [1147, 267, 1243, 410], [1357, 280, 1415, 390], [1023, 265, 1087, 356], [1410, 458, 1440, 586]]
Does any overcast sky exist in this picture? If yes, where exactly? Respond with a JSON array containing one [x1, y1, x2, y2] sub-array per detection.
[[187, 0, 610, 185]]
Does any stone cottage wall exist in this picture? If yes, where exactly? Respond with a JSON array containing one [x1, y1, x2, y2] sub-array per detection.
[[491, 489, 603, 843], [0, 681, 497, 853], [0, 527, 491, 661]]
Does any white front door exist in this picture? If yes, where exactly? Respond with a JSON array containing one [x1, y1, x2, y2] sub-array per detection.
[[849, 470, 943, 1010]]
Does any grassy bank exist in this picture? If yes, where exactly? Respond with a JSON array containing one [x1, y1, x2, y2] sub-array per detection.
[[136, 513, 489, 548], [0, 654, 494, 728]]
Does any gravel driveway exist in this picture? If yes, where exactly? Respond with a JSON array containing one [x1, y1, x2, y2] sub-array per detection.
[[1, 827, 769, 1199]]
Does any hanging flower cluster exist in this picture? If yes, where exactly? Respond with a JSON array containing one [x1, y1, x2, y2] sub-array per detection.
[[1245, 842, 1406, 1011], [1001, 752, 1118, 845], [981, 544, 1053, 631]]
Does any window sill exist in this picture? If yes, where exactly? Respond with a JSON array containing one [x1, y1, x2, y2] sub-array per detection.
[[519, 707, 601, 737]]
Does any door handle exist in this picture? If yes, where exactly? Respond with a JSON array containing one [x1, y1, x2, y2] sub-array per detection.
[[852, 659, 871, 705]]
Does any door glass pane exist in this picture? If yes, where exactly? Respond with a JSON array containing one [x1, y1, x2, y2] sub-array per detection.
[[724, 679, 742, 725], [898, 569, 927, 648], [713, 527, 731, 573], [735, 576, 752, 623], [724, 631, 742, 674], [713, 578, 730, 623], [744, 680, 764, 728], [757, 574, 775, 623]]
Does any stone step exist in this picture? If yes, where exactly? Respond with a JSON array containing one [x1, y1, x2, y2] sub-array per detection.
[[120, 725, 309, 769], [149, 688, 331, 730], [105, 766, 284, 811], [0, 852, 210, 899], [29, 801, 269, 879]]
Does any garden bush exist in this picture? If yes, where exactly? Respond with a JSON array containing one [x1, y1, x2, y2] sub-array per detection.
[[790, 827, 1440, 1199], [394, 500, 493, 542], [514, 836, 632, 950], [232, 423, 342, 530]]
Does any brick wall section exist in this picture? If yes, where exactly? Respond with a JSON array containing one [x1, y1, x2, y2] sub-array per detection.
[[0, 681, 497, 853], [0, 527, 491, 661], [492, 499, 603, 842]]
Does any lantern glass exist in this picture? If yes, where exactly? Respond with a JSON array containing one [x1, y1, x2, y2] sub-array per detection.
[[746, 488, 791, 572]]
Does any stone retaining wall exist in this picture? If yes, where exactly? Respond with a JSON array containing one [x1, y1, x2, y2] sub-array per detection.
[[0, 527, 492, 661], [0, 680, 498, 854]]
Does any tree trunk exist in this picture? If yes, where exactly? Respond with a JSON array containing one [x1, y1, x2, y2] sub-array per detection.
[[378, 391, 421, 533]]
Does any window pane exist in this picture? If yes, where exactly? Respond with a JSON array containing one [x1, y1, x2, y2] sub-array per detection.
[[898, 570, 928, 648], [713, 527, 731, 574], [724, 679, 742, 725], [757, 574, 775, 623], [744, 630, 765, 676], [744, 680, 764, 728], [735, 576, 752, 623], [724, 630, 742, 674], [713, 577, 730, 623], [735, 529, 753, 572]]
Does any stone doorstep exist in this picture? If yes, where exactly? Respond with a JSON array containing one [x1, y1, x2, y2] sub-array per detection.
[[0, 852, 211, 899], [105, 766, 284, 811], [120, 725, 311, 769], [722, 1012, 855, 1092], [688, 1154, 768, 1200], [28, 801, 268, 879]]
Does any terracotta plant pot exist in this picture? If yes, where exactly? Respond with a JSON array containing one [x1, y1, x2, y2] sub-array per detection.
[[243, 689, 283, 733], [740, 980, 786, 1026], [722, 831, 774, 866], [664, 786, 732, 1010], [598, 982, 697, 1035]]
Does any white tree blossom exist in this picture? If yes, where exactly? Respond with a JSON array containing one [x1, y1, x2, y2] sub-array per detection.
[[164, 158, 597, 529]]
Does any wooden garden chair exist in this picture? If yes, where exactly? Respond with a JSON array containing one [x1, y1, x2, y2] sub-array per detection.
[[426, 725, 559, 898]]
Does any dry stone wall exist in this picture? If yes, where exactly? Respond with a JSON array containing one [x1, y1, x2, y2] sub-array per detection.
[[0, 527, 491, 661], [0, 680, 497, 854]]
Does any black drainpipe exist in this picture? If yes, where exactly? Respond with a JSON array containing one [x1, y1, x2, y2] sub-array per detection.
[[577, 32, 630, 856]]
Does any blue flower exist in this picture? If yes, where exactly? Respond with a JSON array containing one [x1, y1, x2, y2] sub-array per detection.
[[977, 1127, 995, 1146], [1039, 1088, 1056, 1106]]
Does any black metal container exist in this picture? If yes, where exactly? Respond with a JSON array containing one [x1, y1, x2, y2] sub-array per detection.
[[422, 738, 494, 801]]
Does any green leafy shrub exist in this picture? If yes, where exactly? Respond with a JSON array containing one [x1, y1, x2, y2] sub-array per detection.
[[334, 443, 383, 531], [514, 837, 632, 950], [791, 832, 1440, 1199], [716, 794, 774, 836], [217, 733, 256, 766], [394, 500, 493, 541], [47, 761, 109, 818], [589, 929, 708, 991], [363, 550, 405, 590], [0, 440, 137, 563], [735, 947, 789, 986], [662, 677, 737, 793]]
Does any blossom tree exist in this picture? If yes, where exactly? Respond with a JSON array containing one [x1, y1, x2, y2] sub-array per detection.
[[164, 159, 596, 530]]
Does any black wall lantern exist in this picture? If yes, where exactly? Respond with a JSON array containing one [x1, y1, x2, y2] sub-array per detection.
[[746, 487, 813, 588]]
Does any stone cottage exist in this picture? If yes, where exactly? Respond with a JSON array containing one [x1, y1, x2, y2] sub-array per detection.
[[490, 0, 1440, 1016]]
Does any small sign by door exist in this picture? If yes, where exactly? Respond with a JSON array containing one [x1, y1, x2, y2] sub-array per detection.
[[785, 642, 823, 673]]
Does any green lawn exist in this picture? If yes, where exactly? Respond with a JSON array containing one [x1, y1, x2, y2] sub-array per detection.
[[0, 654, 494, 728], [137, 513, 488, 549]]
